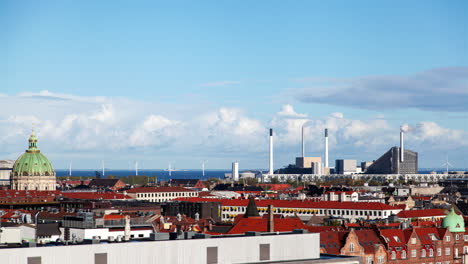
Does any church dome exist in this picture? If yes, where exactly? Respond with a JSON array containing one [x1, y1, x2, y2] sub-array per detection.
[[12, 131, 54, 177], [442, 207, 465, 232]]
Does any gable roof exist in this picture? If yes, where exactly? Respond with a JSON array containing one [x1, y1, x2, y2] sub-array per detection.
[[244, 197, 260, 218], [397, 209, 446, 219], [319, 231, 348, 255], [355, 230, 383, 254], [88, 179, 123, 187], [380, 229, 407, 247]]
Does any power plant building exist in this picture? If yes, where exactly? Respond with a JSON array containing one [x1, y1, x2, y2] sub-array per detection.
[[365, 147, 418, 174], [335, 160, 357, 174], [295, 157, 321, 169]]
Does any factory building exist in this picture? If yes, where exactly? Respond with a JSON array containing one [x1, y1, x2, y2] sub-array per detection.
[[295, 157, 321, 169], [335, 160, 357, 175], [365, 147, 418, 174]]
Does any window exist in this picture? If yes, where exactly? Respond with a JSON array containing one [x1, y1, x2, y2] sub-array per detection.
[[260, 244, 270, 261], [95, 253, 107, 264], [421, 249, 426, 257], [377, 256, 384, 264], [456, 234, 459, 240], [464, 235, 468, 241], [438, 248, 442, 256], [455, 248, 459, 258], [367, 256, 373, 264], [402, 250, 407, 259], [429, 248, 434, 257], [207, 247, 218, 264], [394, 236, 400, 242], [28, 257, 41, 264], [445, 248, 450, 256], [412, 238, 417, 244], [446, 236, 450, 242], [391, 251, 396, 260], [350, 243, 355, 252], [412, 249, 417, 258]]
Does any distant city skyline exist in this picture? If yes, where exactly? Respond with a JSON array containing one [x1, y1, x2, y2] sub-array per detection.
[[1, 1, 467, 169]]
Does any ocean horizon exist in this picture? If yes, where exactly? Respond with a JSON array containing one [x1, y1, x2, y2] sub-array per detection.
[[55, 168, 468, 181]]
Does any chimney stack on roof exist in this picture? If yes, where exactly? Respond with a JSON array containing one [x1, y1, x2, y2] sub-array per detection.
[[268, 204, 274, 233]]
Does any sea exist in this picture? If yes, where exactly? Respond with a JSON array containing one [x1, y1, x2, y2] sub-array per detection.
[[55, 169, 231, 181], [55, 168, 466, 181]]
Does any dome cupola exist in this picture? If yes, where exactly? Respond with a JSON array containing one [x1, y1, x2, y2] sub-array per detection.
[[442, 207, 465, 232], [12, 130, 54, 177]]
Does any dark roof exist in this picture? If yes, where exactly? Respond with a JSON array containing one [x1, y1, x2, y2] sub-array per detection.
[[37, 223, 61, 236], [170, 179, 201, 185], [244, 197, 260, 218], [88, 179, 122, 187], [212, 184, 264, 192]]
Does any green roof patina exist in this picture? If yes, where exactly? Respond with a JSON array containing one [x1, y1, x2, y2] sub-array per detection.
[[442, 207, 465, 232], [12, 130, 54, 176]]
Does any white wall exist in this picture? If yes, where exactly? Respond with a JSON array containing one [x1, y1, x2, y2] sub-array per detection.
[[59, 228, 153, 241], [1, 233, 319, 264]]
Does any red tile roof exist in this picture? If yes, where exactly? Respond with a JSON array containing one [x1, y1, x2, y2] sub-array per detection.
[[396, 209, 446, 219], [380, 229, 407, 247], [175, 197, 401, 211], [355, 230, 384, 254], [319, 231, 348, 254], [257, 184, 292, 191], [226, 217, 307, 234], [126, 187, 196, 193], [103, 214, 126, 220], [60, 192, 131, 200]]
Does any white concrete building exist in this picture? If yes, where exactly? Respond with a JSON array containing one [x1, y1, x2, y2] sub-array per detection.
[[0, 232, 327, 264], [126, 187, 198, 203]]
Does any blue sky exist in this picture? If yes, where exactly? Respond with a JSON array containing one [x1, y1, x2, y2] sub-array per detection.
[[1, 1, 467, 170]]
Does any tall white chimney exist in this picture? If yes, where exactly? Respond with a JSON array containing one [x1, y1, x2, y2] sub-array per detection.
[[269, 129, 274, 175], [400, 126, 404, 162], [324, 128, 329, 168], [302, 125, 305, 158], [232, 161, 239, 181]]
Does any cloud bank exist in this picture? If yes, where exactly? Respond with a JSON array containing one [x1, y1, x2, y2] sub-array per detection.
[[294, 67, 468, 112], [0, 91, 467, 168]]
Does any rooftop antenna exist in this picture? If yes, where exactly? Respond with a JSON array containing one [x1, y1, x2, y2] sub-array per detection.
[[135, 161, 139, 176], [442, 155, 453, 175]]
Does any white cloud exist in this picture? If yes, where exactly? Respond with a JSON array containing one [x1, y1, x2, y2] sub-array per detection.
[[277, 104, 307, 118], [0, 93, 467, 168], [293, 67, 468, 112]]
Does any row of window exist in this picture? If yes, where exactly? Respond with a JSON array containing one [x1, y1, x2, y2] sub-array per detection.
[[136, 192, 197, 198], [221, 206, 389, 217]]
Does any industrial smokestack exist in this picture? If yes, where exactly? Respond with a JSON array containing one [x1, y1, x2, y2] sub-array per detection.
[[400, 126, 404, 162], [269, 129, 274, 175], [324, 128, 329, 168]]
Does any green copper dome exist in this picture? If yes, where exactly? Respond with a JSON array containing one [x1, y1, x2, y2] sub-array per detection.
[[12, 131, 54, 176], [442, 207, 465, 232]]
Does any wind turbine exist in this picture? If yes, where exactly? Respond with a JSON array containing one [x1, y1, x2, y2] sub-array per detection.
[[442, 156, 454, 174], [134, 161, 139, 176], [202, 160, 207, 178]]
